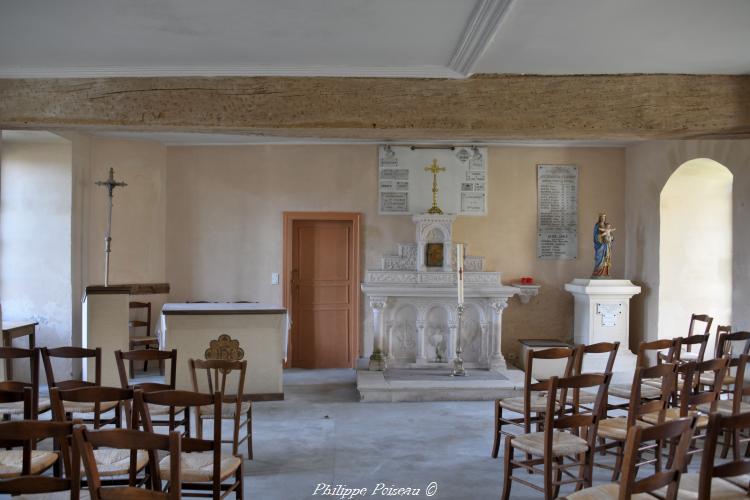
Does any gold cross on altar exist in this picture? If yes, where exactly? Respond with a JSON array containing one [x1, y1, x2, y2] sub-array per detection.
[[424, 159, 446, 214]]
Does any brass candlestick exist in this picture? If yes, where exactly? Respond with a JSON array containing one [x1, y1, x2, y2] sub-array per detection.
[[452, 303, 467, 376]]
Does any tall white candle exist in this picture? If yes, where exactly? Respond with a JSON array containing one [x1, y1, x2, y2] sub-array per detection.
[[457, 244, 464, 305]]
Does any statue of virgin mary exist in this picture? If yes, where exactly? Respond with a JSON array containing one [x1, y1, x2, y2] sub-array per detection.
[[592, 213, 615, 278]]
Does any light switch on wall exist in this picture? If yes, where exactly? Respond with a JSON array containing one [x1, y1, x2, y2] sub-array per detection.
[[271, 273, 280, 285]]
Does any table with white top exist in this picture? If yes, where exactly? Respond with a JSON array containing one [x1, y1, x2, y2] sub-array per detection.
[[161, 302, 288, 400]]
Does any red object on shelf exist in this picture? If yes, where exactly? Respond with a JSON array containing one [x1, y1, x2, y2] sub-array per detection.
[[520, 276, 534, 285]]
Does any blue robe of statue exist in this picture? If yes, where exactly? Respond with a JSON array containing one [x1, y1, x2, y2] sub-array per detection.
[[592, 222, 611, 277]]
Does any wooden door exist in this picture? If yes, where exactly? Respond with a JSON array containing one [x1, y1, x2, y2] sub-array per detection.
[[291, 219, 354, 368]]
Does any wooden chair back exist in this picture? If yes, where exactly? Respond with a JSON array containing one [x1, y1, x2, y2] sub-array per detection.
[[618, 416, 698, 500], [0, 417, 79, 497], [639, 339, 678, 367], [74, 426, 180, 499], [543, 373, 611, 467], [136, 390, 223, 491], [686, 314, 713, 353], [716, 331, 750, 358], [678, 358, 730, 414], [0, 347, 41, 416], [628, 363, 677, 425], [42, 346, 101, 389], [674, 334, 710, 363], [129, 301, 152, 337], [713, 325, 732, 355], [728, 354, 750, 415], [115, 349, 177, 391], [524, 346, 577, 389], [50, 386, 133, 428], [698, 412, 750, 498], [573, 342, 619, 376], [0, 386, 31, 420], [189, 358, 247, 407]]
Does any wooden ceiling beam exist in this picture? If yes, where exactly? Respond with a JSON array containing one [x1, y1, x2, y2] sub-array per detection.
[[1, 74, 749, 140]]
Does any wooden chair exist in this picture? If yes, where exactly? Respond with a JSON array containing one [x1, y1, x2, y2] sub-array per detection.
[[491, 346, 578, 459], [567, 416, 698, 500], [701, 331, 750, 393], [608, 339, 679, 410], [643, 358, 729, 467], [0, 346, 50, 420], [189, 358, 252, 459], [595, 362, 678, 480], [129, 301, 162, 376], [74, 426, 181, 499], [501, 372, 612, 500], [661, 412, 750, 499], [51, 386, 151, 487], [697, 353, 750, 458], [42, 346, 121, 428], [115, 349, 190, 436], [713, 324, 732, 356], [0, 417, 80, 499], [680, 313, 713, 361], [573, 342, 619, 376], [136, 389, 244, 498]]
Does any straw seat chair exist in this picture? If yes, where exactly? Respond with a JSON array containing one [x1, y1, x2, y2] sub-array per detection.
[[136, 389, 244, 498], [567, 416, 698, 500]]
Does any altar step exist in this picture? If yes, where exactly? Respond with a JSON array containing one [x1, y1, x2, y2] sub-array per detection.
[[357, 367, 524, 402]]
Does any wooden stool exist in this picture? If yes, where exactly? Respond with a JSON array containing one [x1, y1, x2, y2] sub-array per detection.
[[128, 301, 162, 376]]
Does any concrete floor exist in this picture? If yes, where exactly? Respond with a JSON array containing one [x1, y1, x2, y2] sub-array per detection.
[[249, 368, 617, 499], [0, 369, 697, 499]]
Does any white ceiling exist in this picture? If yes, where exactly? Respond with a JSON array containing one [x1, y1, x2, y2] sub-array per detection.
[[0, 0, 748, 78]]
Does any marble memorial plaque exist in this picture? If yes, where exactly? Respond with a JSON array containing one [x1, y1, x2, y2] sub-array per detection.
[[537, 165, 578, 260]]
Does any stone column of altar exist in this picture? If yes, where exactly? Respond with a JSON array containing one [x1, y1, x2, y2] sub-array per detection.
[[489, 299, 509, 372], [447, 323, 457, 362], [416, 321, 427, 364], [369, 297, 387, 371]]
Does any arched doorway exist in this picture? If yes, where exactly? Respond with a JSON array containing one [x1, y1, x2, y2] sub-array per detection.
[[658, 158, 733, 344]]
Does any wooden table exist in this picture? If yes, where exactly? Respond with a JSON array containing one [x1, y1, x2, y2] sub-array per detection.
[[2, 321, 38, 380]]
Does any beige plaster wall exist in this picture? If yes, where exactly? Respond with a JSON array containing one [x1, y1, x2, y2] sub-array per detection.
[[0, 138, 73, 380], [456, 147, 626, 364], [166, 145, 625, 364], [624, 140, 750, 347], [87, 138, 167, 286]]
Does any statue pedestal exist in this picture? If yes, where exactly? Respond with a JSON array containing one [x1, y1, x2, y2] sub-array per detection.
[[564, 279, 641, 382]]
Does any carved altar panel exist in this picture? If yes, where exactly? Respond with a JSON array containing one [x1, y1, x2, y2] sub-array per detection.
[[425, 306, 449, 362], [390, 305, 417, 362], [460, 305, 483, 364]]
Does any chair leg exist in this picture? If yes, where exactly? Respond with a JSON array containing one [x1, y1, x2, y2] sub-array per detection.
[[116, 402, 122, 429], [492, 401, 502, 458], [246, 408, 253, 460], [611, 442, 623, 481], [235, 460, 244, 499], [196, 414, 203, 440], [129, 359, 135, 379], [501, 439, 513, 500], [720, 429, 731, 459], [159, 358, 165, 376], [184, 406, 191, 438], [553, 457, 563, 498]]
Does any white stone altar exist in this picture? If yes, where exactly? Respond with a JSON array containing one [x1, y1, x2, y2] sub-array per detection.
[[360, 214, 538, 374], [565, 278, 642, 382]]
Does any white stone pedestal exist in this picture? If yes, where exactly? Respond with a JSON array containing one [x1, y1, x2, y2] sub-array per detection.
[[82, 286, 130, 386], [564, 279, 641, 382]]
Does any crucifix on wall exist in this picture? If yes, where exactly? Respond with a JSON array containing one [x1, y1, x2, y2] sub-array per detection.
[[95, 167, 127, 287]]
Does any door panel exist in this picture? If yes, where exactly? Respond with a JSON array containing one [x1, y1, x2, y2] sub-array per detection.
[[292, 220, 353, 368]]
